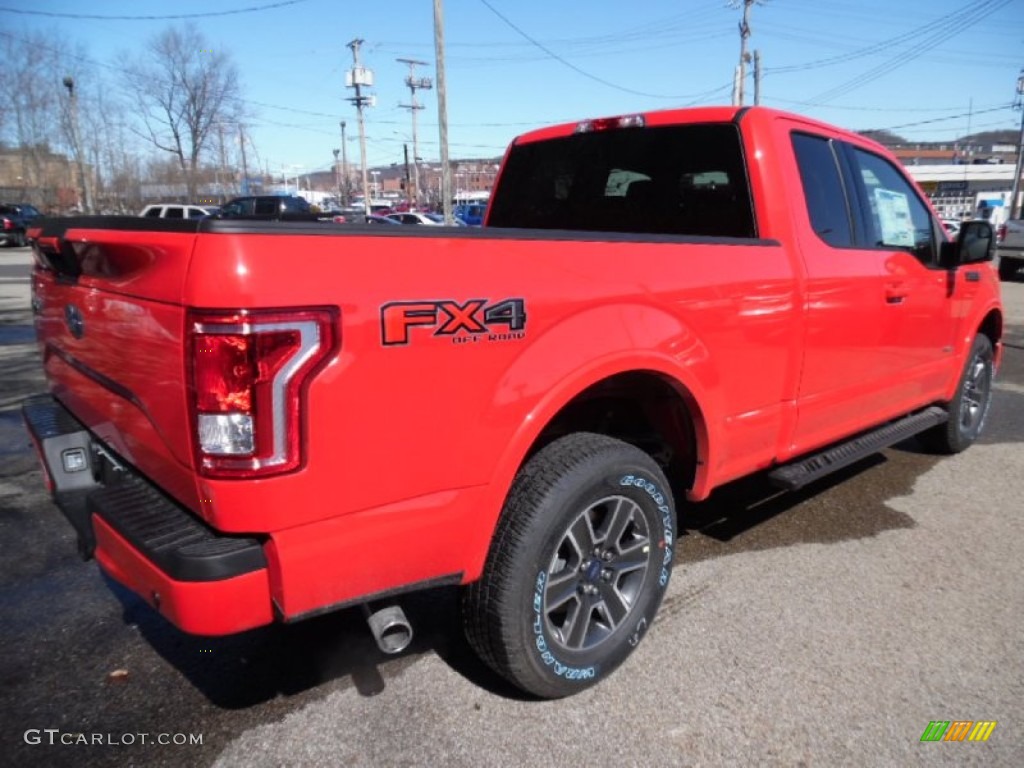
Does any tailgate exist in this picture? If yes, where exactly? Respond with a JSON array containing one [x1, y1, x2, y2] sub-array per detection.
[[30, 217, 201, 506]]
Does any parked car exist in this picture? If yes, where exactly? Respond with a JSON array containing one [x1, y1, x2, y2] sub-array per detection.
[[0, 203, 42, 246], [214, 195, 348, 223], [454, 202, 487, 226], [997, 216, 1023, 281], [139, 203, 218, 220], [386, 212, 445, 226], [364, 214, 401, 225]]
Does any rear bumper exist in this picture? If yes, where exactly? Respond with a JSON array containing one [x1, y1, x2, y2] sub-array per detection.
[[21, 394, 274, 635]]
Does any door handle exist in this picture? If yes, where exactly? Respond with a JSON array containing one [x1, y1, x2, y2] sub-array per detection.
[[885, 286, 906, 304]]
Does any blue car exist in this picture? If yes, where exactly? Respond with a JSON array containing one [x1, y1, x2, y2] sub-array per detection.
[[454, 203, 487, 227]]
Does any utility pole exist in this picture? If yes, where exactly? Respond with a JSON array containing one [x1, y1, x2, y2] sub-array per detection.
[[730, 0, 763, 106], [403, 143, 413, 208], [339, 121, 349, 206], [62, 76, 94, 213], [346, 39, 375, 217], [238, 124, 250, 195], [398, 58, 432, 209], [433, 0, 453, 224], [216, 122, 228, 199], [753, 49, 762, 106], [1010, 69, 1024, 219]]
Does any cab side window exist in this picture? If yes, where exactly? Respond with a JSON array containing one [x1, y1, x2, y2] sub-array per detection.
[[849, 148, 936, 265], [254, 198, 278, 215], [791, 133, 854, 248]]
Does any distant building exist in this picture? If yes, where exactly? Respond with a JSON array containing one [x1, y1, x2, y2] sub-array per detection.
[[0, 146, 81, 210], [880, 137, 1020, 222]]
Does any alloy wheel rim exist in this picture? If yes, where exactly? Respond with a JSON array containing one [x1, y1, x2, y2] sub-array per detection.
[[543, 495, 651, 652], [960, 352, 991, 434]]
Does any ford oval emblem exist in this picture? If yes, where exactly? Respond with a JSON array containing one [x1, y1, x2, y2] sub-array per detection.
[[65, 304, 84, 339]]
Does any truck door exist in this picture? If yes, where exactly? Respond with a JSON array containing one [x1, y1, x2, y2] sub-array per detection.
[[785, 131, 954, 456], [841, 144, 956, 401]]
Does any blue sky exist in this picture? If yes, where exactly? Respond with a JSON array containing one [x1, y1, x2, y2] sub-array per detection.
[[9, 0, 1024, 176]]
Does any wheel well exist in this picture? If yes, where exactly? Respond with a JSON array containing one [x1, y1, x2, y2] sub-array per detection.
[[525, 371, 698, 500], [978, 309, 1002, 347]]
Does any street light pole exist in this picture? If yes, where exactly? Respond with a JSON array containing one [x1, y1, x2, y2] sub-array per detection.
[[339, 121, 349, 206], [333, 148, 342, 208], [62, 76, 94, 213]]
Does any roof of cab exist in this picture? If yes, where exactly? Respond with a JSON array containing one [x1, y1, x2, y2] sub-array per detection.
[[509, 105, 887, 156]]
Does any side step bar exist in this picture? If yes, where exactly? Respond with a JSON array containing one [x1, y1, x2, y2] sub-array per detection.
[[768, 406, 948, 491]]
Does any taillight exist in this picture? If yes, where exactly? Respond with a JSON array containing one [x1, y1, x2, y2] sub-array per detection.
[[2, 217, 12, 230], [187, 308, 337, 478], [996, 223, 1007, 243]]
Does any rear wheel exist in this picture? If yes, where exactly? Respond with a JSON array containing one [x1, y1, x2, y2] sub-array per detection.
[[920, 334, 994, 454], [463, 433, 676, 699]]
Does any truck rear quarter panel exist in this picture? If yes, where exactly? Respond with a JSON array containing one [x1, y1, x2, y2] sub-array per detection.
[[186, 227, 801, 615]]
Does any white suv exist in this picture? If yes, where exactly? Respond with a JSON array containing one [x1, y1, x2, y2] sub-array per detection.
[[139, 203, 218, 220]]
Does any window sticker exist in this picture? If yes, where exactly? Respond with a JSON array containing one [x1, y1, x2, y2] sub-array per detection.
[[873, 188, 915, 247]]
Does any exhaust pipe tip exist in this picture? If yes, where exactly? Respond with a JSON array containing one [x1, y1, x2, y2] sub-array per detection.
[[363, 604, 413, 655]]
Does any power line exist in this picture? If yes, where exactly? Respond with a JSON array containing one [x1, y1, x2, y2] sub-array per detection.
[[764, 0, 997, 75], [803, 0, 1013, 105], [871, 104, 1013, 132], [768, 96, 1011, 113], [377, 9, 725, 52], [0, 0, 310, 21], [476, 0, 695, 100]]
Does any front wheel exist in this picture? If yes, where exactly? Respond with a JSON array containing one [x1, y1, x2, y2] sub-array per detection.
[[920, 334, 994, 454], [463, 432, 677, 699]]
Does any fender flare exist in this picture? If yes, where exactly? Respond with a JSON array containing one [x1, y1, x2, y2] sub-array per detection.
[[459, 303, 722, 580]]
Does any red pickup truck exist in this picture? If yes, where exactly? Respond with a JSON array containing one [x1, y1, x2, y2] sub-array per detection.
[[23, 106, 1002, 699]]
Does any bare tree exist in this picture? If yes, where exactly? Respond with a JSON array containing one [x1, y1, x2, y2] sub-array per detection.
[[123, 24, 241, 200], [0, 32, 63, 206]]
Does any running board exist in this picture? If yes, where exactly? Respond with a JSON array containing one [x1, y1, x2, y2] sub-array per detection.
[[768, 406, 948, 491]]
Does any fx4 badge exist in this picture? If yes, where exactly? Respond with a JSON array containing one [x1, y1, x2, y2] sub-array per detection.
[[381, 298, 527, 346]]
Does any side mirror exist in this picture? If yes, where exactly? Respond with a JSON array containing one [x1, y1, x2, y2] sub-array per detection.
[[939, 220, 994, 268]]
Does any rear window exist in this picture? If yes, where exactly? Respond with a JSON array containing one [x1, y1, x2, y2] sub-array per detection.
[[791, 133, 854, 248], [488, 123, 755, 237], [282, 197, 310, 213]]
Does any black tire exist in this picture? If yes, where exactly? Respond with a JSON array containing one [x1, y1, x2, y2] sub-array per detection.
[[999, 255, 1020, 282], [463, 432, 677, 699], [919, 335, 994, 454]]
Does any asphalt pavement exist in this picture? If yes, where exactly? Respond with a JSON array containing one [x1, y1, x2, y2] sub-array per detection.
[[1, 246, 1021, 767]]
